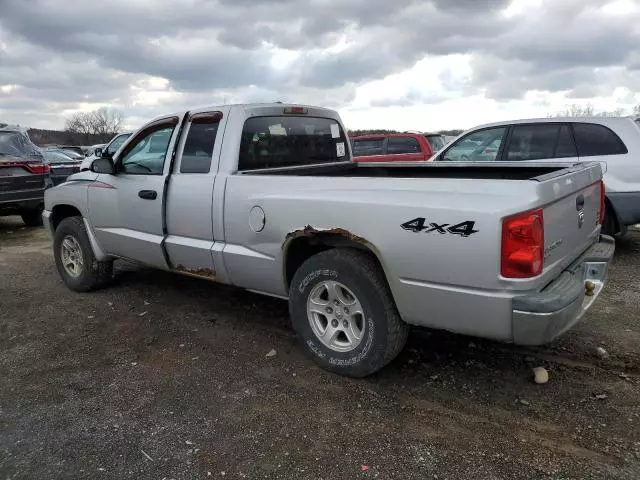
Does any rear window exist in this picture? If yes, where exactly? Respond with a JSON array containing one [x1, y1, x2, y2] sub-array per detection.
[[352, 138, 384, 157], [572, 123, 627, 157], [238, 116, 348, 170]]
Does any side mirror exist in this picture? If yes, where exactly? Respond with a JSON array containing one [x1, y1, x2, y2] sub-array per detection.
[[91, 157, 115, 174], [94, 147, 103, 158]]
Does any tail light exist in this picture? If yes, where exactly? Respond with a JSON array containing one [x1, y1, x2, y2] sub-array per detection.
[[501, 208, 544, 278], [599, 180, 606, 225], [0, 161, 50, 174], [283, 106, 308, 114], [24, 163, 50, 174]]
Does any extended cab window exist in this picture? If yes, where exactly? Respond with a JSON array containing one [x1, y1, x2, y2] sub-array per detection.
[[238, 116, 348, 170], [180, 113, 221, 174], [387, 137, 420, 154], [120, 125, 175, 174], [352, 138, 384, 157], [572, 123, 628, 156], [505, 124, 574, 161], [441, 127, 506, 162]]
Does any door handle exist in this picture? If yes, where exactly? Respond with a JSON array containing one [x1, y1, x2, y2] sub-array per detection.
[[138, 190, 157, 200]]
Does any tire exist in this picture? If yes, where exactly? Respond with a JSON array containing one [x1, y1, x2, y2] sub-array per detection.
[[20, 208, 43, 227], [289, 248, 409, 377], [601, 204, 618, 236], [53, 216, 113, 292]]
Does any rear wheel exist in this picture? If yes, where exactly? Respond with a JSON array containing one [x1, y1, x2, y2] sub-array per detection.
[[289, 248, 409, 377], [53, 216, 113, 292], [20, 207, 43, 227], [601, 204, 618, 236]]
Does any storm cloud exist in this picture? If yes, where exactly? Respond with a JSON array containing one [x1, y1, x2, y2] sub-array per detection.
[[0, 0, 638, 129]]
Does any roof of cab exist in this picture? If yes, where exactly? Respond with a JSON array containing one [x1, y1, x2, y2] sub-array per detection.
[[147, 103, 338, 123]]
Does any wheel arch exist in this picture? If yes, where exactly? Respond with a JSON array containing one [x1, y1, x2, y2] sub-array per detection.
[[50, 204, 82, 231], [283, 227, 391, 292]]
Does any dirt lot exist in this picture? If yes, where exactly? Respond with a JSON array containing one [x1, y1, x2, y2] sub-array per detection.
[[1, 216, 639, 480]]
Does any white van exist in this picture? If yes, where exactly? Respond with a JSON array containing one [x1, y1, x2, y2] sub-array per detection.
[[433, 117, 640, 235]]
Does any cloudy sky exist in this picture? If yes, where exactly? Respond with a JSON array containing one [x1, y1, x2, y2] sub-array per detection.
[[1, 0, 639, 132]]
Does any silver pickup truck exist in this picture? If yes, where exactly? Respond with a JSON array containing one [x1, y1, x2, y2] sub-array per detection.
[[44, 103, 614, 377]]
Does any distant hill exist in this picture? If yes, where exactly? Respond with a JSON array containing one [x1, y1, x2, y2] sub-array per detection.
[[26, 128, 115, 147]]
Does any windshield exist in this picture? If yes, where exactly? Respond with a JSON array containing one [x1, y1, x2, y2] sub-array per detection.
[[106, 133, 131, 154]]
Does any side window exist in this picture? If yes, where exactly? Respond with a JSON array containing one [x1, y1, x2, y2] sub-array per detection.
[[352, 138, 384, 157], [180, 113, 221, 173], [505, 124, 561, 161], [441, 127, 507, 162], [238, 116, 347, 171], [572, 123, 628, 157], [387, 137, 420, 154], [555, 125, 578, 158], [120, 125, 175, 174]]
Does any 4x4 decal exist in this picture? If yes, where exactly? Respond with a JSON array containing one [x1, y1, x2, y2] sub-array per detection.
[[401, 218, 478, 237]]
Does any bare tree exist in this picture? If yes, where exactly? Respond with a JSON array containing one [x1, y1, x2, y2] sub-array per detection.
[[65, 111, 95, 135], [549, 103, 630, 118], [550, 103, 595, 117], [65, 108, 125, 137], [633, 104, 640, 116], [91, 107, 125, 135]]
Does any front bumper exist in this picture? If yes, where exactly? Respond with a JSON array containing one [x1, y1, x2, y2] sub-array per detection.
[[512, 235, 615, 345]]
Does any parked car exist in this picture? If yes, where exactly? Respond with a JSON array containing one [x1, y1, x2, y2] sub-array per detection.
[[44, 103, 613, 377], [80, 133, 131, 171], [351, 132, 442, 162], [41, 149, 81, 186], [56, 148, 84, 161], [0, 127, 53, 226], [84, 144, 105, 157], [432, 117, 640, 236], [55, 145, 85, 157]]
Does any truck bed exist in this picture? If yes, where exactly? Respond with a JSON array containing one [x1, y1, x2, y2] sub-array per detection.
[[240, 160, 585, 181]]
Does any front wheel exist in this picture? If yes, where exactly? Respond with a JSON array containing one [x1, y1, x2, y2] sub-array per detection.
[[289, 248, 409, 377], [53, 216, 113, 292]]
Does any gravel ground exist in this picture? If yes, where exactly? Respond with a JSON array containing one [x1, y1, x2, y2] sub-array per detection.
[[1, 216, 639, 480]]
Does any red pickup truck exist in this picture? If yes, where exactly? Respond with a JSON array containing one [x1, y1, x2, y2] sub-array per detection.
[[350, 132, 446, 162]]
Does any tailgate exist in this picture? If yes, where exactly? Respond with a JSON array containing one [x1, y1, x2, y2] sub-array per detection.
[[0, 165, 45, 192], [542, 169, 602, 270]]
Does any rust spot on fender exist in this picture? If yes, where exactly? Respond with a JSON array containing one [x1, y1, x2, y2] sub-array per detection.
[[174, 264, 216, 279], [285, 225, 368, 246]]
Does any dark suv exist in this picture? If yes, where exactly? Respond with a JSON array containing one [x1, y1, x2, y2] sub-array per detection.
[[0, 127, 53, 226]]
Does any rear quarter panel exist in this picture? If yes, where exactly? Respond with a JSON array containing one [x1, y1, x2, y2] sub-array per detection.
[[222, 173, 552, 339]]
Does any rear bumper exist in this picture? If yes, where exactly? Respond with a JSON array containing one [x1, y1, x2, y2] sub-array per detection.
[[608, 191, 640, 226], [512, 235, 615, 345], [0, 188, 46, 214]]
